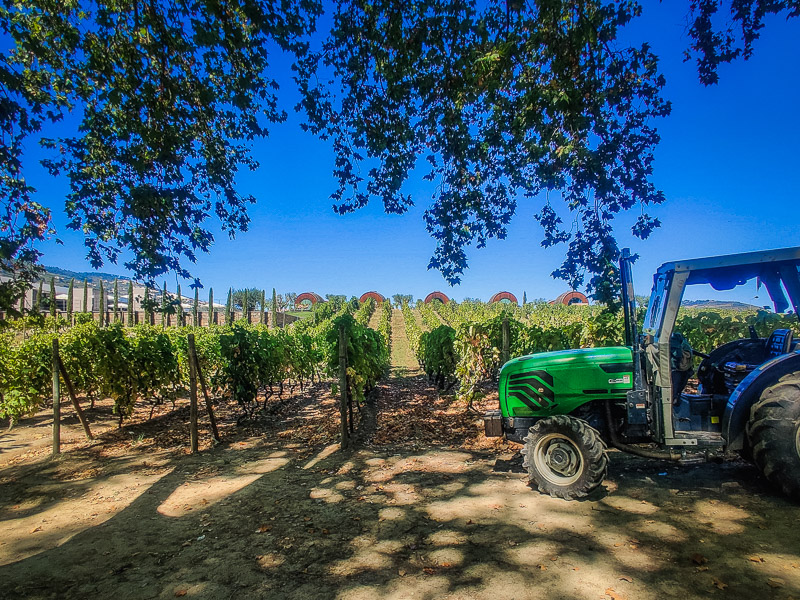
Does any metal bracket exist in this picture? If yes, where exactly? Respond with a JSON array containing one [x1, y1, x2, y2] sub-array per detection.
[[625, 389, 649, 426], [665, 438, 698, 446]]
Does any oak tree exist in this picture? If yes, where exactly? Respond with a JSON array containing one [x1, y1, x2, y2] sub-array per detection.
[[0, 0, 795, 315]]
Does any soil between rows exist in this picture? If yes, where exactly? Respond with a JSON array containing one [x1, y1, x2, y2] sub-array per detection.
[[1, 369, 799, 600]]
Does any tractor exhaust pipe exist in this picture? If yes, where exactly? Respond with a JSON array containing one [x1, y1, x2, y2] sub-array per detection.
[[605, 400, 681, 461]]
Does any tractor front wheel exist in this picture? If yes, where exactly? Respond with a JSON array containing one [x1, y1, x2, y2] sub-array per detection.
[[747, 372, 800, 501], [521, 415, 608, 500]]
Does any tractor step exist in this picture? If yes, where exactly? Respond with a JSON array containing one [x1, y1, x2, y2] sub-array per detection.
[[672, 430, 725, 447]]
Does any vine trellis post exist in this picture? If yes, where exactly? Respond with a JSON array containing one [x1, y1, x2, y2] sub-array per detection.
[[338, 324, 349, 450]]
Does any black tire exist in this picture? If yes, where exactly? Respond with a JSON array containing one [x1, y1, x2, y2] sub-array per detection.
[[521, 415, 608, 500], [747, 372, 800, 501]]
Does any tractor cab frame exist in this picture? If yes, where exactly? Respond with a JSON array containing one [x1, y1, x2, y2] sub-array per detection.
[[622, 246, 800, 451]]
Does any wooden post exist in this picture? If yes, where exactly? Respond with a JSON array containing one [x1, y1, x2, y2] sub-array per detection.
[[338, 324, 349, 450], [188, 334, 199, 453], [191, 342, 220, 442], [502, 316, 510, 365], [57, 357, 93, 440], [348, 382, 354, 434], [52, 339, 61, 455]]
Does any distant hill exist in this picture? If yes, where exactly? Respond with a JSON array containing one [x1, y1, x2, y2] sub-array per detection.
[[43, 266, 129, 286], [681, 299, 762, 311]]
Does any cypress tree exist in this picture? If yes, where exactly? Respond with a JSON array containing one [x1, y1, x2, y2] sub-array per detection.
[[67, 278, 74, 323], [242, 289, 249, 323], [260, 289, 266, 324], [271, 288, 277, 329], [162, 282, 168, 328], [208, 288, 214, 325], [99, 281, 105, 325], [226, 288, 233, 324], [193, 287, 199, 327], [177, 283, 183, 327], [49, 277, 56, 318], [82, 279, 88, 313], [127, 281, 134, 326], [523, 291, 527, 305], [144, 286, 152, 323], [113, 279, 119, 322]]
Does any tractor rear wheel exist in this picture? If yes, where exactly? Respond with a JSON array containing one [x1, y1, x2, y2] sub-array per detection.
[[521, 415, 608, 500], [747, 372, 800, 501]]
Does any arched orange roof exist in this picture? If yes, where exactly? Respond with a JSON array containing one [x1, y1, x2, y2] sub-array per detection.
[[359, 291, 385, 304], [424, 291, 450, 304], [553, 291, 589, 306], [296, 292, 324, 308], [489, 291, 518, 305]]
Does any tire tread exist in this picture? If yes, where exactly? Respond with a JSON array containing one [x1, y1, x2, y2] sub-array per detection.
[[521, 415, 607, 500], [747, 372, 800, 501]]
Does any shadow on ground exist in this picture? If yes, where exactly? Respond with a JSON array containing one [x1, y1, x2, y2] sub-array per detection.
[[1, 371, 799, 600], [2, 430, 799, 600]]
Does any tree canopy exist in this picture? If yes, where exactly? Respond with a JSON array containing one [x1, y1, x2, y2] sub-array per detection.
[[296, 0, 798, 301], [0, 0, 796, 314], [1, 0, 320, 314]]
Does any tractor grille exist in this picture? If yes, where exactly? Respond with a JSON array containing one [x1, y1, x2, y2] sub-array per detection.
[[506, 370, 556, 410]]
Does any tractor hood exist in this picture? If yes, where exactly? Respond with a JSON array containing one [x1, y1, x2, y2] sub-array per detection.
[[499, 347, 634, 418]]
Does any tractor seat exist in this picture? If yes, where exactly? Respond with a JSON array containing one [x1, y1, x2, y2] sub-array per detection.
[[766, 328, 793, 359]]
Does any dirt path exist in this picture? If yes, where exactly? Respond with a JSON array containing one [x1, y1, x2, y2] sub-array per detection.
[[389, 308, 419, 378], [367, 306, 382, 331], [2, 378, 800, 599]]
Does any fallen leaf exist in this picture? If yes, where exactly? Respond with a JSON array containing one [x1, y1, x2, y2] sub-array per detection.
[[696, 566, 709, 572], [767, 578, 785, 589], [691, 553, 708, 566], [605, 586, 626, 600], [748, 555, 765, 563], [256, 525, 272, 534], [619, 575, 633, 583], [712, 577, 728, 590], [29, 526, 42, 534], [538, 565, 547, 571], [175, 591, 188, 597]]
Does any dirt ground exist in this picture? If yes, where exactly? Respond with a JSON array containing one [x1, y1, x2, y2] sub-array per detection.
[[1, 369, 799, 600]]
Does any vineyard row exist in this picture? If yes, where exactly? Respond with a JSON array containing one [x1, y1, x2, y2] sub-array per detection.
[[0, 299, 390, 428]]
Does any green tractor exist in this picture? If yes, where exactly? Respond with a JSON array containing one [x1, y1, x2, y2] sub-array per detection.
[[484, 247, 800, 500]]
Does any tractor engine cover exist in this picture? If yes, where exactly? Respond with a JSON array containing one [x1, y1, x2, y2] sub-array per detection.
[[499, 347, 634, 420]]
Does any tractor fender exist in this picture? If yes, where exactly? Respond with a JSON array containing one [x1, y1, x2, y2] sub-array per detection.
[[722, 350, 800, 450]]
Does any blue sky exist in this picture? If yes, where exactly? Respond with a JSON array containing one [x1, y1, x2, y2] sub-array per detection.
[[33, 3, 799, 305]]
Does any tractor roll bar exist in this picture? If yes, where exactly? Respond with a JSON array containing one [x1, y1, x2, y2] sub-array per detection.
[[620, 249, 637, 348]]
